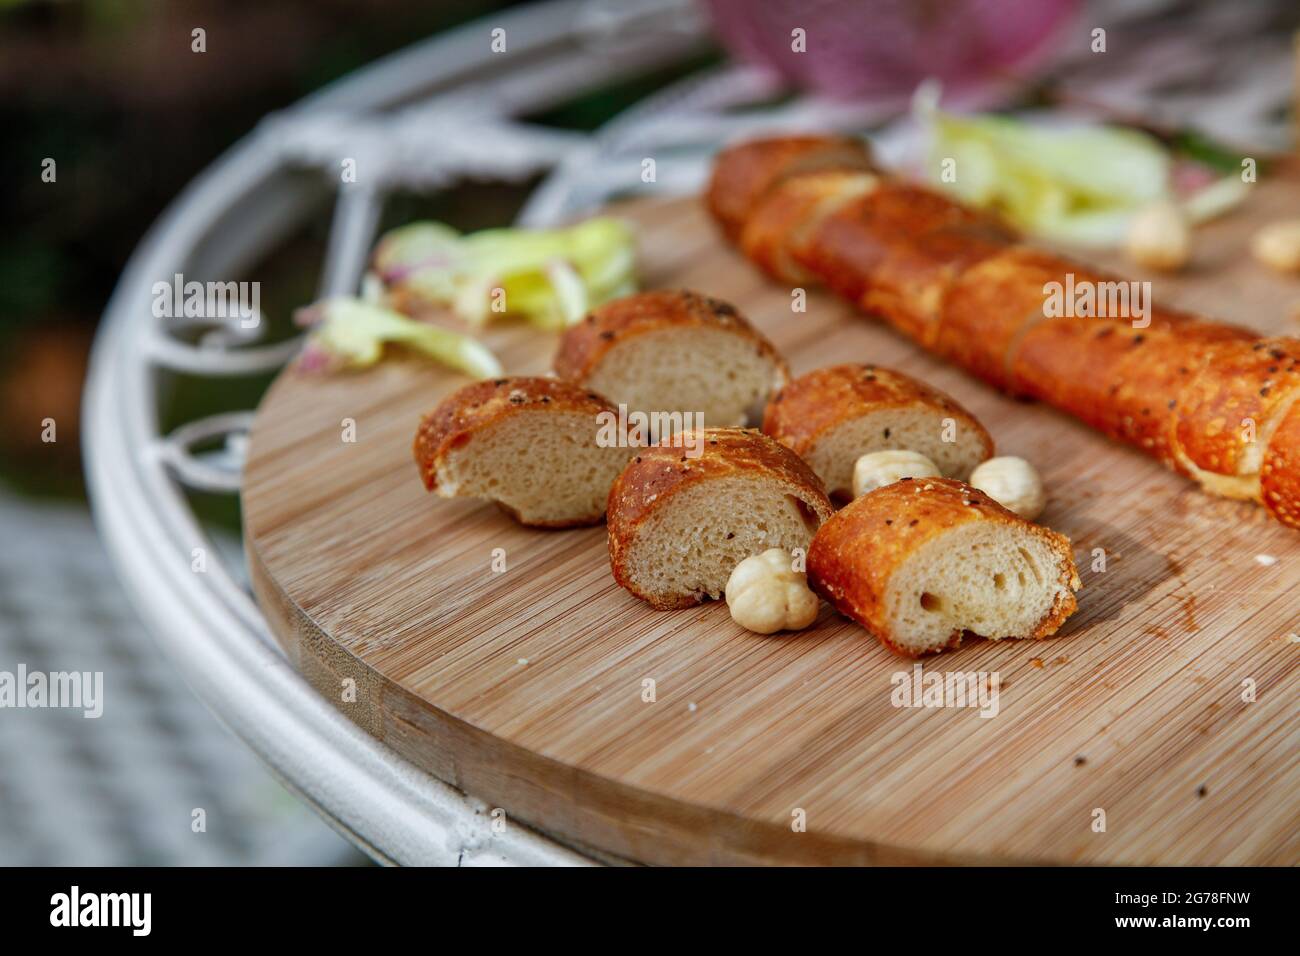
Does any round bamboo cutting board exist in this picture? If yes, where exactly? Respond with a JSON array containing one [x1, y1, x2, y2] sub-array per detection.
[[244, 191, 1300, 866]]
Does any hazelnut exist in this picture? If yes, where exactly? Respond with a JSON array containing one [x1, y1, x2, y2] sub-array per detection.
[[1251, 220, 1300, 274], [969, 456, 1045, 520], [725, 548, 819, 634], [1126, 200, 1190, 272], [852, 449, 940, 498]]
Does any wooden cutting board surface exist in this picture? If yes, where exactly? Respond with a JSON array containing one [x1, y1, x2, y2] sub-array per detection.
[[244, 185, 1300, 866]]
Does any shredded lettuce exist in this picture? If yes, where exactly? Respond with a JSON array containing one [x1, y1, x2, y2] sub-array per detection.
[[371, 217, 637, 329], [917, 92, 1248, 247], [295, 297, 501, 378]]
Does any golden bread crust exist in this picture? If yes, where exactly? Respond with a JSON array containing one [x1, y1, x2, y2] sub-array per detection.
[[935, 247, 1110, 392], [739, 170, 878, 283], [706, 135, 875, 241], [1262, 398, 1300, 527], [1011, 324, 1192, 461], [761, 363, 993, 465], [1010, 320, 1258, 468], [1172, 337, 1300, 476], [806, 478, 1080, 657], [552, 289, 788, 386], [797, 184, 1014, 347]]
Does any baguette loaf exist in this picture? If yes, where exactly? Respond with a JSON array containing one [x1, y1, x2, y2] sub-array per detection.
[[414, 376, 636, 527], [553, 289, 788, 434], [762, 363, 993, 500], [807, 478, 1080, 657], [708, 134, 1300, 527], [607, 427, 834, 609]]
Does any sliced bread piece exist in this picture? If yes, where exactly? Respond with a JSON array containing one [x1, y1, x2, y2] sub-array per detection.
[[762, 363, 993, 501], [413, 376, 636, 527], [607, 427, 834, 609], [808, 478, 1080, 657], [706, 135, 876, 241], [553, 289, 789, 435]]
